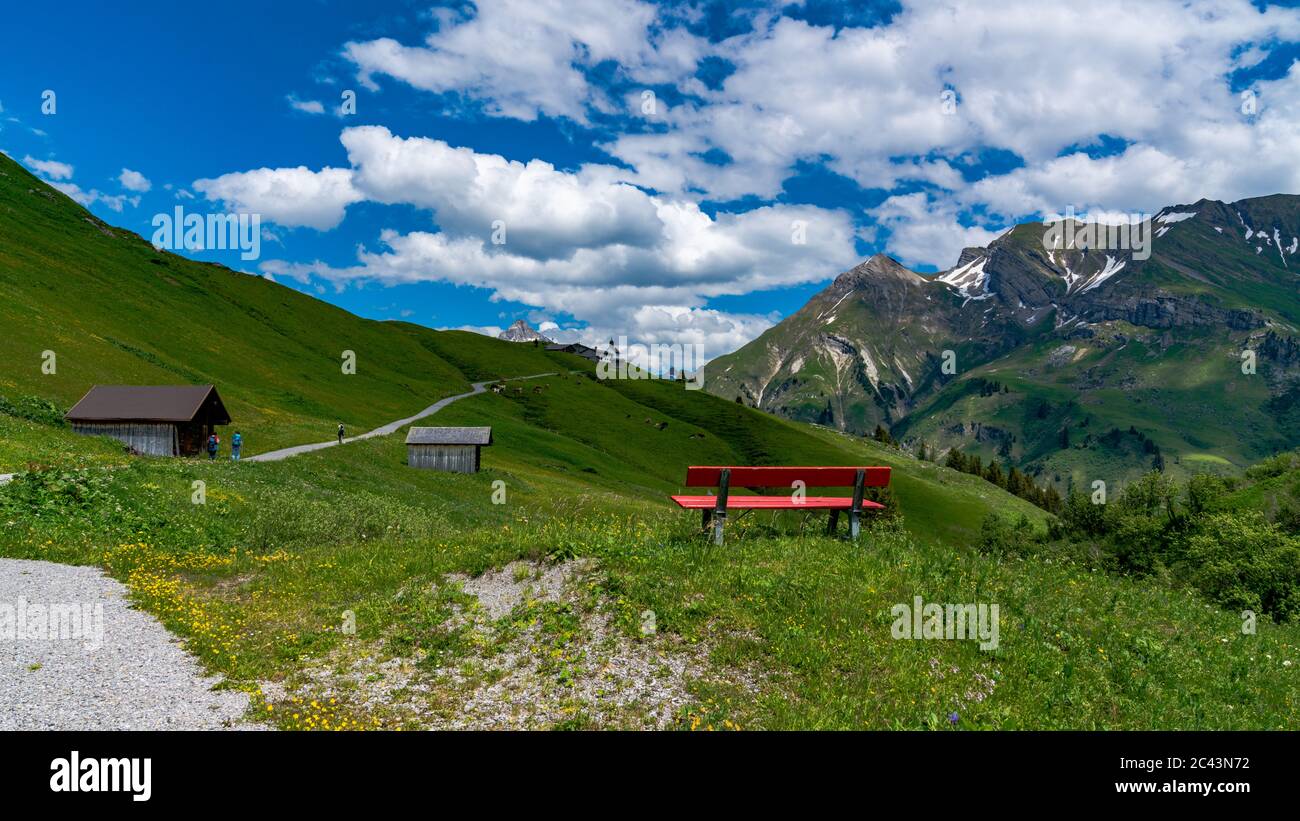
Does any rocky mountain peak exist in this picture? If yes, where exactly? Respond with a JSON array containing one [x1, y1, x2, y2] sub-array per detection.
[[954, 246, 987, 268], [836, 253, 927, 287], [498, 319, 552, 343]]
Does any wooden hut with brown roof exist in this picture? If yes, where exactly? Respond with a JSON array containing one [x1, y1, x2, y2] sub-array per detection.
[[65, 385, 231, 456]]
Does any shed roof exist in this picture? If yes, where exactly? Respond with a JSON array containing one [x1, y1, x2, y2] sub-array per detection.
[[405, 426, 493, 446], [65, 385, 231, 424], [546, 342, 596, 353]]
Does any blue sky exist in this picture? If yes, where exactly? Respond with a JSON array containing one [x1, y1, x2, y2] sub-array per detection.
[[3, 0, 1300, 357]]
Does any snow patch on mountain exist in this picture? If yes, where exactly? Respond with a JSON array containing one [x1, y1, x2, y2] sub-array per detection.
[[1080, 256, 1126, 293], [893, 356, 913, 387], [821, 290, 852, 318], [859, 346, 880, 390], [1151, 211, 1196, 239], [936, 256, 988, 297]]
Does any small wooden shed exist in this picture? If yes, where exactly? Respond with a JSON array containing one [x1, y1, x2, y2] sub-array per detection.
[[405, 426, 492, 473], [545, 342, 602, 363], [65, 384, 231, 456]]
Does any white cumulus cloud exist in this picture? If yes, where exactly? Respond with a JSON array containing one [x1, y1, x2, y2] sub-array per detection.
[[287, 95, 326, 115], [118, 167, 151, 192], [193, 166, 363, 230], [23, 155, 73, 180], [342, 0, 701, 122]]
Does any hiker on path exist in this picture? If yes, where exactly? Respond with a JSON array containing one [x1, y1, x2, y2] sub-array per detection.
[[337, 423, 345, 444], [206, 433, 219, 460], [231, 431, 242, 461]]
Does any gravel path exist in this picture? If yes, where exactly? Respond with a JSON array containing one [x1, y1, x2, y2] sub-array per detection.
[[246, 372, 555, 462], [0, 557, 253, 730]]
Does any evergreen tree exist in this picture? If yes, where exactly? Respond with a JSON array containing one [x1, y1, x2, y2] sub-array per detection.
[[1043, 484, 1063, 514], [984, 461, 1005, 488], [1007, 466, 1025, 496]]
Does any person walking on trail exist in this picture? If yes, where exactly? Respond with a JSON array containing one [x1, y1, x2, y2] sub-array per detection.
[[231, 431, 242, 461], [206, 433, 219, 460], [337, 423, 345, 444]]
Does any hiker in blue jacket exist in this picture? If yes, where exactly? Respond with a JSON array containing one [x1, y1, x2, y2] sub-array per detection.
[[206, 433, 219, 460], [231, 431, 242, 461]]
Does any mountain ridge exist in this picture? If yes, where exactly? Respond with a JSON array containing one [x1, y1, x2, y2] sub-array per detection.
[[706, 192, 1300, 487]]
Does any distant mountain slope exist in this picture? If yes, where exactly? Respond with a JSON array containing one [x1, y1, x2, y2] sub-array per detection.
[[707, 194, 1300, 488]]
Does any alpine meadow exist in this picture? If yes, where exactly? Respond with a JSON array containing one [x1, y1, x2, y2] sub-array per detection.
[[5, 144, 1300, 731], [4, 2, 1300, 787]]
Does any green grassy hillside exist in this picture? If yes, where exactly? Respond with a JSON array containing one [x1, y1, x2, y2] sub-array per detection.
[[430, 373, 1047, 547], [0, 153, 577, 456]]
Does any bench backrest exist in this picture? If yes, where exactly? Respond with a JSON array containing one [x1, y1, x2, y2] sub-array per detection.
[[684, 466, 891, 489]]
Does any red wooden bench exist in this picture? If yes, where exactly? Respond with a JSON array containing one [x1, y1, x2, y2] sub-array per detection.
[[671, 466, 891, 544]]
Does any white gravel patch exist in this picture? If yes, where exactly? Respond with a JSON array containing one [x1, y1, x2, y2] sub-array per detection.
[[446, 559, 579, 620], [0, 557, 254, 730]]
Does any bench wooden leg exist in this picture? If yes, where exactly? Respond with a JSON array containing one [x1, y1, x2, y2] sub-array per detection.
[[827, 510, 839, 535], [850, 468, 865, 543], [712, 512, 726, 545]]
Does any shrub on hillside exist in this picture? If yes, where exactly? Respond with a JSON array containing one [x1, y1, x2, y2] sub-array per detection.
[[0, 469, 110, 516], [1274, 503, 1300, 535], [1244, 450, 1300, 481], [1184, 473, 1235, 518], [1184, 511, 1300, 622], [1107, 479, 1180, 575], [977, 512, 1039, 558], [864, 484, 901, 524], [1060, 490, 1107, 538], [0, 392, 67, 427]]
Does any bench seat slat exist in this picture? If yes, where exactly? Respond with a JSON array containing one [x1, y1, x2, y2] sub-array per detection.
[[671, 494, 886, 511], [684, 465, 890, 488]]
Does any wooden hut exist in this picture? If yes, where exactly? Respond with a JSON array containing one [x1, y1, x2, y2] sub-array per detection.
[[545, 342, 602, 362], [65, 385, 231, 456], [405, 426, 492, 473]]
